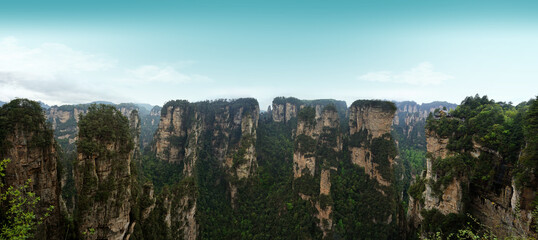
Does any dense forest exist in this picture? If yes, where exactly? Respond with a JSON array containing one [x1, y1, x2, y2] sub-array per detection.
[[0, 95, 536, 239]]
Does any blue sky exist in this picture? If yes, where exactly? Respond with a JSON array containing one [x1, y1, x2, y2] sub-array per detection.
[[1, 0, 537, 108]]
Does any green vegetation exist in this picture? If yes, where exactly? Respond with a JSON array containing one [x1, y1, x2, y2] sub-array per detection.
[[272, 97, 348, 132], [417, 95, 538, 238], [0, 159, 53, 240], [420, 209, 470, 238], [139, 154, 183, 193], [75, 104, 134, 224], [0, 99, 54, 156], [408, 177, 426, 203], [272, 96, 302, 106], [298, 106, 316, 126], [351, 100, 397, 113], [331, 154, 399, 239], [77, 104, 134, 156], [425, 95, 531, 191], [515, 96, 538, 188]]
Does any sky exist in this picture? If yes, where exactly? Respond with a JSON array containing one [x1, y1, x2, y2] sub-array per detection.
[[1, 0, 537, 109]]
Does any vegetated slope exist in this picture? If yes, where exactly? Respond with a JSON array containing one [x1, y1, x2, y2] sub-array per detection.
[[407, 95, 538, 239], [5, 95, 535, 240], [391, 101, 458, 211], [136, 97, 403, 239]]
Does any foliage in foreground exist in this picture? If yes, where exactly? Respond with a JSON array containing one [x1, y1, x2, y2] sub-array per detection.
[[0, 159, 53, 240]]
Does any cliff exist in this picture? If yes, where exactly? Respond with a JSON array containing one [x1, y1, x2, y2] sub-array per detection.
[[148, 98, 259, 239], [271, 97, 348, 131], [293, 104, 342, 237], [408, 95, 538, 238], [152, 99, 259, 179], [74, 104, 135, 240], [46, 103, 144, 149], [0, 99, 62, 239], [392, 101, 457, 148], [348, 100, 397, 188], [46, 103, 156, 215]]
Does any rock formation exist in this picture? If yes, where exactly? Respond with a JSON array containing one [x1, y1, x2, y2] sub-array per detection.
[[149, 98, 259, 238], [153, 99, 259, 179], [74, 104, 135, 240], [408, 105, 537, 239], [0, 99, 62, 240], [348, 100, 397, 188], [293, 104, 342, 237]]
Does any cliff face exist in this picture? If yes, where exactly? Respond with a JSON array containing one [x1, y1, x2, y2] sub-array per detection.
[[140, 106, 161, 149], [47, 103, 152, 216], [129, 110, 141, 160], [46, 103, 158, 158], [0, 99, 62, 240], [348, 101, 396, 188], [74, 105, 135, 240], [152, 99, 259, 179], [408, 99, 538, 238], [392, 101, 457, 148], [407, 129, 466, 229], [271, 97, 348, 130], [149, 99, 259, 239], [47, 106, 88, 146], [421, 130, 464, 215], [293, 105, 342, 237]]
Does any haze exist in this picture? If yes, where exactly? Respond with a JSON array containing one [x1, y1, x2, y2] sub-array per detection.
[[1, 0, 537, 108]]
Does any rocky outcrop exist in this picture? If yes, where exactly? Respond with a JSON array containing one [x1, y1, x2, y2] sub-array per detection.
[[407, 129, 464, 229], [392, 101, 457, 147], [140, 106, 162, 149], [129, 110, 141, 161], [160, 180, 198, 240], [46, 103, 145, 219], [271, 97, 348, 126], [47, 106, 88, 146], [350, 102, 394, 139], [74, 105, 135, 240], [46, 103, 142, 148], [348, 101, 397, 187], [426, 130, 450, 160], [293, 104, 342, 237], [272, 99, 300, 123], [152, 99, 259, 179], [153, 101, 189, 164], [0, 99, 62, 240], [149, 99, 259, 238], [470, 180, 535, 238], [419, 131, 464, 216], [409, 113, 537, 239]]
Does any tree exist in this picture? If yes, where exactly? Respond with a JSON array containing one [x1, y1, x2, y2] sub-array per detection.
[[0, 159, 53, 240]]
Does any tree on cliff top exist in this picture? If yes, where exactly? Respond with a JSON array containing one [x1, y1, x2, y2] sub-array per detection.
[[77, 104, 134, 156]]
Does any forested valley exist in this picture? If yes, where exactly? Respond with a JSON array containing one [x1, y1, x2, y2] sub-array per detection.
[[0, 95, 536, 239]]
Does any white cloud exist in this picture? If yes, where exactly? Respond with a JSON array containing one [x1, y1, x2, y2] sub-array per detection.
[[126, 64, 211, 84], [358, 62, 453, 86], [0, 37, 211, 105], [0, 37, 115, 78]]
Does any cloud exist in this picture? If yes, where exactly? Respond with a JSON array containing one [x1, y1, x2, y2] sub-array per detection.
[[126, 64, 211, 84], [0, 36, 119, 104], [0, 37, 211, 105], [358, 62, 453, 86], [0, 37, 115, 78]]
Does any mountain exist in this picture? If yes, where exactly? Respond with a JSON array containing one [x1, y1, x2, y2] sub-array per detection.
[[0, 96, 536, 240], [90, 100, 116, 105], [134, 103, 158, 112], [407, 95, 538, 238], [0, 99, 62, 239]]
